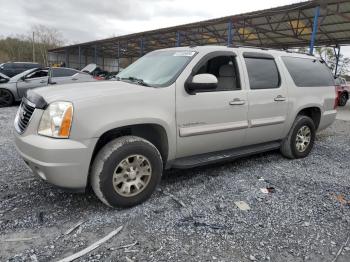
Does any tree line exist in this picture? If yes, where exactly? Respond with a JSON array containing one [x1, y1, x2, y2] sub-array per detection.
[[0, 25, 63, 66]]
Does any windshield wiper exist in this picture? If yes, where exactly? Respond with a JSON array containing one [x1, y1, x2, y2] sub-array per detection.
[[120, 76, 152, 87]]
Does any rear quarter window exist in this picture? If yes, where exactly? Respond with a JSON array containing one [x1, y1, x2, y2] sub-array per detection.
[[282, 57, 334, 87]]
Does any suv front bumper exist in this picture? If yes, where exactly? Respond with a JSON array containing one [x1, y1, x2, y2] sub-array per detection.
[[14, 133, 98, 191]]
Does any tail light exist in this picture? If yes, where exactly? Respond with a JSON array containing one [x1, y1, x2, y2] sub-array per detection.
[[334, 86, 339, 109]]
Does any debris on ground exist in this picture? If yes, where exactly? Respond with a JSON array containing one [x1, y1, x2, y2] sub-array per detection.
[[57, 226, 123, 262], [331, 235, 350, 262], [159, 189, 186, 207], [64, 220, 86, 235], [234, 201, 251, 211]]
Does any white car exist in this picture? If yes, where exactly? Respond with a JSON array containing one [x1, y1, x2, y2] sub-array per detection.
[[0, 67, 96, 107]]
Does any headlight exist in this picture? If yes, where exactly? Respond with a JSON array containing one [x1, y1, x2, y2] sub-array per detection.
[[38, 102, 73, 138]]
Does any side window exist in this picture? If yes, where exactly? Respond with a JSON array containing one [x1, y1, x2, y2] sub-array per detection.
[[282, 57, 334, 87], [27, 70, 48, 79], [52, 68, 77, 77], [244, 57, 280, 90], [192, 55, 241, 91]]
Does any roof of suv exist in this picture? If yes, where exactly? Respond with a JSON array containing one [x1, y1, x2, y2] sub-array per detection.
[[162, 45, 315, 59]]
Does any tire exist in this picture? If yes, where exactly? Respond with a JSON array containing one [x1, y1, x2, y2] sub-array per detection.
[[0, 89, 14, 107], [280, 115, 316, 159], [338, 92, 348, 107], [91, 136, 163, 208]]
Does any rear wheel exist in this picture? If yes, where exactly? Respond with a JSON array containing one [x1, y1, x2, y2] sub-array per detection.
[[338, 92, 348, 106], [280, 115, 316, 159], [91, 136, 163, 208], [0, 89, 14, 107]]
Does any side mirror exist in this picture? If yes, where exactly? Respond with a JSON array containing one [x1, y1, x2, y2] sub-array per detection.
[[21, 76, 28, 82], [185, 74, 218, 94]]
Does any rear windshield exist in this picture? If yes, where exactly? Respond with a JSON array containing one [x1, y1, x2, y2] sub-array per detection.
[[282, 57, 334, 87]]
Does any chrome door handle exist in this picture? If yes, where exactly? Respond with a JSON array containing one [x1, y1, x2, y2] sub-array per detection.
[[229, 99, 245, 105], [274, 95, 286, 102]]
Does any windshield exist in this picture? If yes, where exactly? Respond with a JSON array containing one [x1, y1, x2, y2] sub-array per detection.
[[117, 50, 196, 87], [10, 68, 38, 82]]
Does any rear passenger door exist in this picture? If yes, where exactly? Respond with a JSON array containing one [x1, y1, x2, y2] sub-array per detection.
[[243, 52, 289, 145]]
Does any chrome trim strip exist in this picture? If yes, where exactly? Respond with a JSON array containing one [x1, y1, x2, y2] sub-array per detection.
[[250, 116, 285, 128], [179, 121, 248, 137]]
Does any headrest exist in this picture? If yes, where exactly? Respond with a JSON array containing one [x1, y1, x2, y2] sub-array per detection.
[[219, 64, 234, 77]]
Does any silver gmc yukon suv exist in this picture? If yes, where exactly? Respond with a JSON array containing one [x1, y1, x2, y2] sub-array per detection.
[[14, 46, 337, 207]]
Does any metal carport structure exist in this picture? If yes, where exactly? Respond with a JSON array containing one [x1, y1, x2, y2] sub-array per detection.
[[48, 0, 350, 74]]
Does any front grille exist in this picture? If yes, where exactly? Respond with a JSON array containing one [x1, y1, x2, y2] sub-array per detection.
[[15, 100, 35, 134]]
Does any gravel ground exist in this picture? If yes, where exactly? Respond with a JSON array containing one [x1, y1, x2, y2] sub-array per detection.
[[0, 105, 350, 262]]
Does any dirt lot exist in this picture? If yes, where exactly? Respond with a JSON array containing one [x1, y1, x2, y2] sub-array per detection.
[[1, 105, 350, 262]]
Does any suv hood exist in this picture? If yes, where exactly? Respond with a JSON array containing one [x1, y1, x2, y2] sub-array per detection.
[[28, 80, 154, 106]]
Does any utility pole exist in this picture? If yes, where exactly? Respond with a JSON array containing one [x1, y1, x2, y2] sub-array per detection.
[[32, 32, 35, 62]]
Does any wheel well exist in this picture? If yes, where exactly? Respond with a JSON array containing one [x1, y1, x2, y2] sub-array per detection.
[[90, 124, 169, 168], [297, 107, 321, 129]]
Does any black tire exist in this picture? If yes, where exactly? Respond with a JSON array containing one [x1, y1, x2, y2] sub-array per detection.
[[91, 136, 163, 208], [0, 89, 14, 107], [338, 92, 348, 107], [280, 115, 316, 159]]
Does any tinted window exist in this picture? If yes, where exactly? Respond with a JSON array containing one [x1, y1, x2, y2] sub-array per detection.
[[24, 64, 39, 69], [245, 58, 280, 89], [282, 57, 334, 87], [52, 68, 77, 77], [27, 69, 48, 79]]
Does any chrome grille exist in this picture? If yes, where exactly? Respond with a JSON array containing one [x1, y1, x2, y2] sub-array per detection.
[[15, 99, 35, 134]]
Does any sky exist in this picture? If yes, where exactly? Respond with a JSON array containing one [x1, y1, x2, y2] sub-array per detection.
[[0, 0, 349, 57]]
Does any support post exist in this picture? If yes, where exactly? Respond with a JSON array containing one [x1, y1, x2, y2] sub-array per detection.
[[78, 46, 81, 70], [227, 20, 234, 47], [140, 38, 144, 56], [309, 6, 320, 55], [176, 31, 181, 47], [334, 45, 341, 77], [117, 42, 120, 72], [94, 45, 97, 65], [65, 49, 69, 67]]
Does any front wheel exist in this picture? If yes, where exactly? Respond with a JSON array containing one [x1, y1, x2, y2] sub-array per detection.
[[0, 89, 14, 107], [280, 115, 316, 159], [90, 136, 163, 208]]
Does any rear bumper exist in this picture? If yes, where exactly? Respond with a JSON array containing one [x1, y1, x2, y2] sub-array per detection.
[[14, 133, 98, 190], [319, 109, 337, 131]]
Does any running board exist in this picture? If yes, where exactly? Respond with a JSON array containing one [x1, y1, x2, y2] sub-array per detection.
[[171, 141, 281, 169]]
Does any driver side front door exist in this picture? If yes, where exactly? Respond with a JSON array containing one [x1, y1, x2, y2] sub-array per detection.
[[17, 69, 49, 97]]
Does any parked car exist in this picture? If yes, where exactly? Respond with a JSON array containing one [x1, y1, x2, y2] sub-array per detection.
[[335, 77, 349, 106], [0, 62, 41, 77], [14, 46, 337, 208], [0, 67, 96, 107]]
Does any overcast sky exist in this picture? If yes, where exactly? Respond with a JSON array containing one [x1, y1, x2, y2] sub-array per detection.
[[0, 0, 349, 57]]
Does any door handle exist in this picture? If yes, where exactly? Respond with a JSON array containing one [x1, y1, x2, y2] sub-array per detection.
[[39, 80, 46, 84], [72, 78, 78, 81], [274, 95, 286, 102], [229, 98, 245, 106]]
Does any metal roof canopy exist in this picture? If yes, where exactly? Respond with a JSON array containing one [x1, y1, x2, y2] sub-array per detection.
[[49, 0, 350, 62]]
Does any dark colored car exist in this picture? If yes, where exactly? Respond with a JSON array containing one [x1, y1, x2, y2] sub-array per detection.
[[0, 62, 41, 78]]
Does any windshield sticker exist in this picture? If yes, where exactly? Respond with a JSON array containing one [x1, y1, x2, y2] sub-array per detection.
[[173, 51, 196, 57]]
